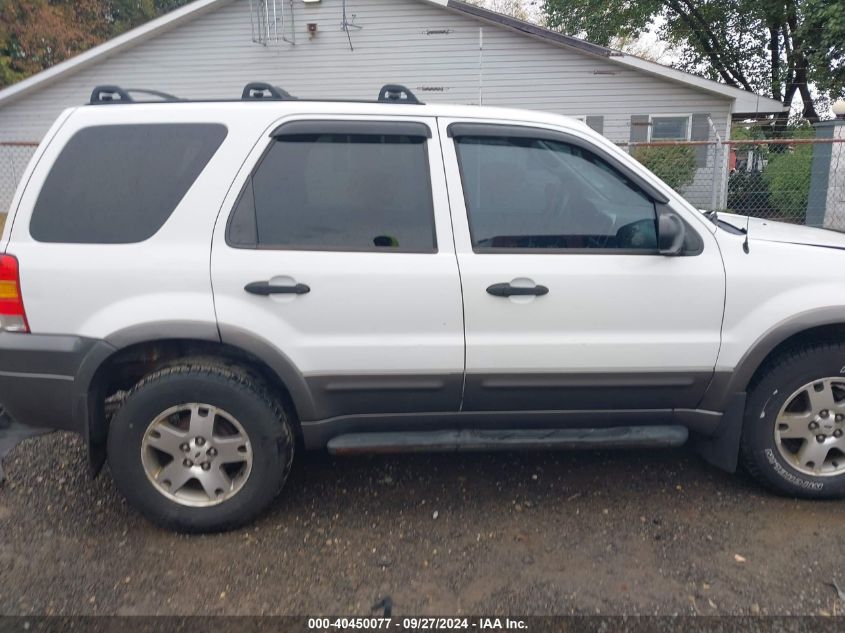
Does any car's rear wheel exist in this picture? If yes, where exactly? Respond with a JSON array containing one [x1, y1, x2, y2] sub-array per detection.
[[107, 364, 294, 532], [741, 342, 845, 498]]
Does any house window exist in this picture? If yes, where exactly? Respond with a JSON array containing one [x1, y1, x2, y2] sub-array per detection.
[[649, 116, 691, 141]]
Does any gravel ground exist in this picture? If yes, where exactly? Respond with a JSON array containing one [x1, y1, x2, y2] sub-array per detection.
[[1, 431, 844, 616]]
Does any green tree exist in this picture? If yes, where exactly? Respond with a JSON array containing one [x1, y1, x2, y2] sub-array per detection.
[[726, 123, 814, 219], [0, 0, 190, 89], [467, 0, 531, 20], [631, 145, 697, 191], [803, 0, 845, 100], [762, 124, 815, 219], [0, 1, 97, 86], [543, 0, 845, 124]]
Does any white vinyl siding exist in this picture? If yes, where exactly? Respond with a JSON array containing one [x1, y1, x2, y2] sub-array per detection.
[[0, 0, 733, 210]]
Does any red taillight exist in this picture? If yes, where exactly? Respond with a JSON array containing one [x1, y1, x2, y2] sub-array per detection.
[[0, 254, 29, 333]]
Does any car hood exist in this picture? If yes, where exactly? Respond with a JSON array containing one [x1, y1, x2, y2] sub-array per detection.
[[713, 212, 845, 249]]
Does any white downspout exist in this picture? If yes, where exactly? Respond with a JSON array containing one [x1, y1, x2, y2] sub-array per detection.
[[478, 27, 484, 106]]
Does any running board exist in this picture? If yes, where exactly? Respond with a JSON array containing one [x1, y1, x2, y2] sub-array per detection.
[[326, 426, 688, 455]]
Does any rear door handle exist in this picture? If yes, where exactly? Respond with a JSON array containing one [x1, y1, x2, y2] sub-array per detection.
[[244, 281, 311, 296], [486, 283, 549, 297]]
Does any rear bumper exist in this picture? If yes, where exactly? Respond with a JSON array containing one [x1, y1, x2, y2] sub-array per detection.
[[0, 332, 103, 434]]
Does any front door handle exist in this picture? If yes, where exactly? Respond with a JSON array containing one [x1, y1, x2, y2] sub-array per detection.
[[486, 283, 549, 297], [244, 281, 311, 296]]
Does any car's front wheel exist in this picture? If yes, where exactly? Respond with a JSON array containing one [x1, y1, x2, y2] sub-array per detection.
[[107, 364, 294, 532], [741, 342, 845, 498]]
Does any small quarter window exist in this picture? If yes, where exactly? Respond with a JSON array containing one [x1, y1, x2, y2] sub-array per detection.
[[30, 124, 227, 244]]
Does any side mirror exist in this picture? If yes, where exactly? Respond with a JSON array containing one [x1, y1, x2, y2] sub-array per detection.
[[657, 206, 686, 256]]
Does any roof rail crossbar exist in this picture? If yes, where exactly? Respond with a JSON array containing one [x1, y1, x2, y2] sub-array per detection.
[[378, 84, 423, 105], [125, 88, 181, 102], [89, 85, 181, 105], [242, 82, 297, 100], [90, 85, 132, 104]]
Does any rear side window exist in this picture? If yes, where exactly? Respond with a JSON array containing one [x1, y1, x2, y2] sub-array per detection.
[[228, 129, 436, 252], [30, 123, 227, 244]]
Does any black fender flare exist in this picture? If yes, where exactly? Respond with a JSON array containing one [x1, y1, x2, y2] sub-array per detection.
[[76, 321, 316, 474], [696, 306, 845, 472]]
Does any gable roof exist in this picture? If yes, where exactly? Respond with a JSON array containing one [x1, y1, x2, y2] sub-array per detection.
[[0, 0, 232, 108], [445, 0, 784, 115], [0, 0, 785, 115]]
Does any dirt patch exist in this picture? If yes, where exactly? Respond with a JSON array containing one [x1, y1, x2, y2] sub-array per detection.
[[1, 432, 844, 616]]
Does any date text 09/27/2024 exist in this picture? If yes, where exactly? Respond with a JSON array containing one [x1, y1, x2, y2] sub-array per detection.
[[307, 618, 529, 630]]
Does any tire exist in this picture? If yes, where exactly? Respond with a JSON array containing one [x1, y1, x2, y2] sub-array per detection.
[[741, 342, 845, 499], [107, 363, 294, 532]]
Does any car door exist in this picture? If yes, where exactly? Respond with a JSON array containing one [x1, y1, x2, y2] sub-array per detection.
[[211, 116, 464, 423], [438, 118, 726, 418]]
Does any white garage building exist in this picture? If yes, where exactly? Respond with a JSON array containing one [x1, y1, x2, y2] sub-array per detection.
[[0, 0, 784, 211]]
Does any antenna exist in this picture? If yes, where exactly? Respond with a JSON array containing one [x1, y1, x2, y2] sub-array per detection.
[[249, 0, 279, 46], [341, 0, 361, 51], [281, 0, 295, 46], [743, 214, 750, 253]]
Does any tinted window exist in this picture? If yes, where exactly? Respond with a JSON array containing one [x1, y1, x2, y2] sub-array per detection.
[[455, 136, 657, 251], [229, 133, 435, 252], [30, 124, 227, 244]]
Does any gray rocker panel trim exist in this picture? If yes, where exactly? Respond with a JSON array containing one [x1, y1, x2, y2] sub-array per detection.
[[463, 371, 714, 412], [304, 370, 713, 422], [305, 374, 464, 420]]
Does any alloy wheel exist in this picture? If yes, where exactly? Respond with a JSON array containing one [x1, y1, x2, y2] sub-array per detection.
[[774, 378, 845, 477], [140, 403, 253, 507]]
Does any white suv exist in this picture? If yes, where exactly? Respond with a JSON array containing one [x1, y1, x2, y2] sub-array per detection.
[[2, 83, 844, 532]]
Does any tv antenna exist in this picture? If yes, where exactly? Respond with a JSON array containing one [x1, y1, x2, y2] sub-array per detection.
[[341, 0, 362, 51]]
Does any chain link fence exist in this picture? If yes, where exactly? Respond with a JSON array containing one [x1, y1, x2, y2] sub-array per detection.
[[2, 135, 845, 229], [623, 133, 845, 228], [0, 142, 38, 216]]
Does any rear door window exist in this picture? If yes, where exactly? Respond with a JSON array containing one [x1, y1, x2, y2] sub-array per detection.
[[228, 122, 436, 252], [30, 123, 227, 244]]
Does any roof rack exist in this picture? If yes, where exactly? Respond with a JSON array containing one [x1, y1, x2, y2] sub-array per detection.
[[90, 85, 181, 105], [241, 82, 298, 101], [378, 84, 422, 105], [87, 82, 424, 105]]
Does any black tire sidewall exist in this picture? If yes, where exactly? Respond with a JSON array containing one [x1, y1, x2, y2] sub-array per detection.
[[743, 346, 845, 498], [107, 369, 292, 532]]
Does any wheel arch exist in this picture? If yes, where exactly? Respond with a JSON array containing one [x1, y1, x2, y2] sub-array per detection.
[[80, 326, 316, 474], [696, 308, 845, 473], [733, 310, 845, 397]]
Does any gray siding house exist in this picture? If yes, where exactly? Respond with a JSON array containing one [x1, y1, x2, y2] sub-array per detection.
[[0, 0, 784, 211]]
